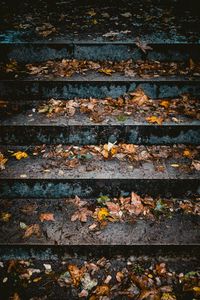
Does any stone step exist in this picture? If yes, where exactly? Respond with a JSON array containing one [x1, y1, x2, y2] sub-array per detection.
[[0, 145, 199, 198], [1, 43, 200, 63], [0, 197, 199, 245], [0, 245, 199, 299], [1, 0, 199, 44], [1, 77, 200, 100]]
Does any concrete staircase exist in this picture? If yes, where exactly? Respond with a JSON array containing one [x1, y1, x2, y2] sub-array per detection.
[[0, 0, 199, 299]]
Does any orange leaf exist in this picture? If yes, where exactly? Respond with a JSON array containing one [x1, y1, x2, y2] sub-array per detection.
[[146, 116, 163, 125], [160, 100, 170, 109], [68, 264, 85, 287], [39, 213, 55, 222]]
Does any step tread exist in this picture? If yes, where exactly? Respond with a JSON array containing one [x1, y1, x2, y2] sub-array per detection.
[[0, 145, 199, 179], [1, 105, 200, 126], [0, 246, 199, 299], [0, 198, 199, 245], [0, 0, 200, 44]]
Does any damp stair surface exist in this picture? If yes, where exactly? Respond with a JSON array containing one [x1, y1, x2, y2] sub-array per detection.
[[0, 0, 200, 299]]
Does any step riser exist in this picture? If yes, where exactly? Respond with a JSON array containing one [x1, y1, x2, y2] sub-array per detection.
[[1, 81, 200, 100], [1, 44, 200, 63], [0, 245, 199, 260], [0, 179, 199, 198], [1, 126, 200, 145]]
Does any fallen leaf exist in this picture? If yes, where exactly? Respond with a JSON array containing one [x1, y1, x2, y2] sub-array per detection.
[[68, 264, 85, 287], [116, 271, 124, 282], [96, 207, 109, 221], [71, 207, 93, 222], [39, 213, 55, 222], [98, 69, 114, 76], [11, 293, 20, 300], [146, 116, 163, 125], [0, 152, 8, 170], [23, 224, 41, 238], [192, 160, 200, 171], [183, 149, 192, 158], [12, 151, 28, 160], [160, 100, 170, 109], [94, 285, 110, 296], [130, 89, 149, 106], [135, 37, 153, 53], [1, 212, 11, 222]]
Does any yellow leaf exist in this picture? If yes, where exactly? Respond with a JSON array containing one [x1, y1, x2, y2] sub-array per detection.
[[146, 116, 163, 125], [95, 285, 110, 296], [98, 69, 114, 76], [33, 277, 42, 282], [171, 164, 179, 168], [12, 151, 28, 160], [97, 208, 109, 221], [160, 100, 170, 109], [1, 212, 11, 222], [87, 9, 96, 16], [193, 286, 200, 292]]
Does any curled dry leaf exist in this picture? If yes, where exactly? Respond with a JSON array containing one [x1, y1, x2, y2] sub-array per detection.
[[98, 68, 114, 76], [71, 207, 93, 223], [68, 264, 85, 287], [146, 116, 164, 125], [23, 224, 41, 239], [39, 213, 55, 222], [129, 89, 149, 106], [0, 152, 8, 170]]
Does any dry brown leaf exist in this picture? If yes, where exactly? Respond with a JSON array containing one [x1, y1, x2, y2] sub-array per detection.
[[0, 152, 8, 170], [39, 213, 55, 222], [23, 224, 41, 239], [192, 160, 200, 171], [130, 89, 149, 106], [71, 207, 93, 223], [94, 285, 110, 296]]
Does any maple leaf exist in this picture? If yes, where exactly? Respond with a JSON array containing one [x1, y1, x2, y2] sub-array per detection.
[[23, 224, 41, 239], [12, 151, 28, 160], [129, 89, 149, 106], [0, 152, 8, 170], [106, 202, 122, 218], [135, 37, 153, 53], [68, 264, 85, 287], [39, 213, 55, 222], [146, 116, 163, 125], [95, 207, 109, 221]]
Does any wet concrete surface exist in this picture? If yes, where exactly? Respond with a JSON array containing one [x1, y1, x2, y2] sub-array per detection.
[[0, 198, 199, 245]]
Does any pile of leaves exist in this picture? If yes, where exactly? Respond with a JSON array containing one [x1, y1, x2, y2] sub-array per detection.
[[1, 58, 200, 79], [37, 90, 200, 124], [1, 257, 200, 299], [33, 144, 200, 170], [70, 194, 200, 228]]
